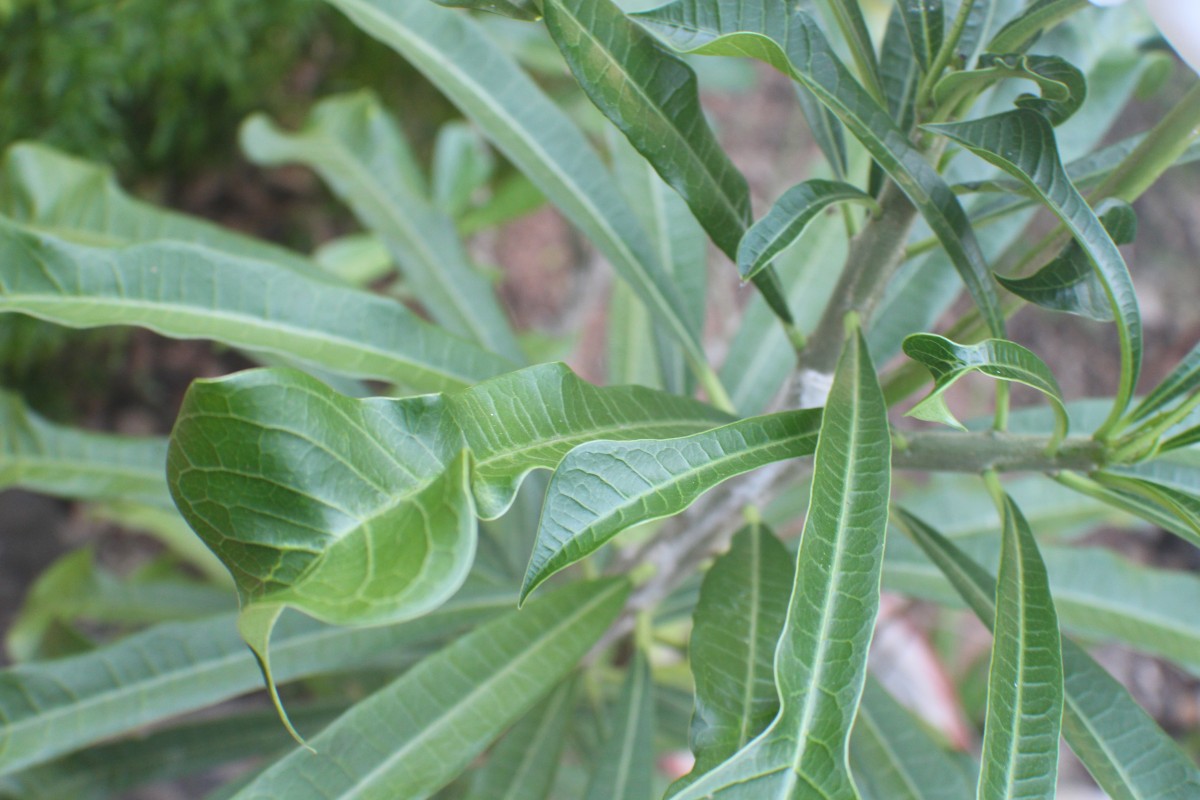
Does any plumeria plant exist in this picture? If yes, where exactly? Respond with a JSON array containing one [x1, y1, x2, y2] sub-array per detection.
[[1, 0, 1200, 797]]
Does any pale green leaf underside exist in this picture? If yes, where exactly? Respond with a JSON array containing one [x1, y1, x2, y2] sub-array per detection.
[[0, 388, 169, 508], [669, 329, 891, 799], [634, 0, 1006, 338], [232, 579, 628, 800], [898, 510, 1200, 800], [0, 581, 511, 776], [902, 333, 1068, 441], [241, 91, 523, 362], [933, 53, 1085, 126], [323, 0, 713, 380], [523, 407, 822, 600], [0, 217, 512, 394]]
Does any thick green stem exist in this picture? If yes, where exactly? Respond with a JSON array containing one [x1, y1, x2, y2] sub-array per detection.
[[892, 431, 1106, 473], [916, 0, 979, 110]]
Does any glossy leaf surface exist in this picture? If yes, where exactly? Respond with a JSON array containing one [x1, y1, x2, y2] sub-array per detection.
[[902, 333, 1068, 440], [584, 650, 655, 800], [737, 179, 876, 280], [676, 523, 792, 789], [232, 579, 628, 800], [927, 109, 1141, 435], [523, 408, 822, 600], [669, 329, 891, 799], [242, 92, 522, 361], [996, 201, 1135, 322], [635, 0, 1006, 338], [899, 509, 1200, 800]]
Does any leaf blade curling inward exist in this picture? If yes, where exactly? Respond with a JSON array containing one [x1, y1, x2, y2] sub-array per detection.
[[669, 326, 892, 799], [925, 109, 1142, 436]]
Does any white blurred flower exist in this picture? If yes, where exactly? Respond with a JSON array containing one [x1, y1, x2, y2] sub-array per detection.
[[1089, 0, 1200, 74]]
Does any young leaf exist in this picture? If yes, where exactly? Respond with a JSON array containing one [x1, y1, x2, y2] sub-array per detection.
[[932, 54, 1086, 125], [543, 0, 793, 326], [522, 408, 823, 601], [737, 180, 877, 280], [230, 579, 629, 800], [1089, 472, 1200, 550], [0, 218, 513, 393], [241, 92, 523, 362], [900, 0, 945, 72], [675, 523, 793, 789], [584, 650, 656, 800], [927, 109, 1142, 436], [996, 201, 1135, 322], [1054, 471, 1200, 552], [634, 0, 1007, 338], [322, 0, 725, 397], [0, 388, 169, 508], [987, 0, 1089, 55], [1129, 339, 1200, 423], [668, 327, 891, 799], [898, 509, 1200, 800], [880, 6, 921, 132], [0, 582, 511, 776], [977, 495, 1063, 800], [902, 333, 1068, 441], [850, 679, 976, 800], [432, 122, 495, 218], [466, 678, 578, 800]]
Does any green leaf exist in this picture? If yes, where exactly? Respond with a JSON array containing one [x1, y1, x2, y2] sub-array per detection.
[[242, 92, 523, 363], [544, 0, 792, 326], [585, 650, 656, 800], [849, 679, 976, 800], [1053, 471, 1200, 552], [824, 0, 887, 104], [634, 0, 1006, 338], [675, 523, 793, 789], [0, 702, 346, 800], [313, 234, 394, 286], [978, 495, 1063, 800], [231, 579, 629, 800], [900, 0, 944, 71], [0, 387, 169, 508], [902, 333, 1068, 441], [880, 7, 921, 132], [6, 549, 232, 662], [737, 180, 877, 280], [431, 0, 541, 20], [987, 0, 1089, 55], [933, 53, 1086, 126], [927, 109, 1141, 436], [0, 581, 511, 776], [323, 0, 723, 397], [996, 201, 1135, 322], [898, 509, 1200, 800], [0, 218, 513, 393], [432, 121, 496, 218], [522, 407, 822, 600], [1089, 471, 1200, 550], [0, 143, 328, 280], [668, 327, 891, 799], [1129, 339, 1200, 423], [466, 678, 577, 800]]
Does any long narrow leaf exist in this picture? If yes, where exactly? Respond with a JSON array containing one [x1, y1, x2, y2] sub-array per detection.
[[242, 92, 523, 361], [584, 650, 656, 800], [231, 579, 629, 800], [898, 510, 1200, 799], [669, 327, 891, 799], [522, 408, 822, 600], [635, 1, 1006, 338]]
